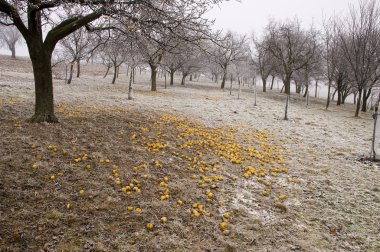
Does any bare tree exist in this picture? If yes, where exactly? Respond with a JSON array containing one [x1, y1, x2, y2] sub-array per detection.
[[339, 0, 380, 116], [252, 34, 274, 92], [0, 25, 21, 58], [211, 31, 249, 89], [265, 18, 319, 119]]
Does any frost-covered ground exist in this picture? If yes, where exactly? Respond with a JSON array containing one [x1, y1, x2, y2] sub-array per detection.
[[1, 57, 380, 251]]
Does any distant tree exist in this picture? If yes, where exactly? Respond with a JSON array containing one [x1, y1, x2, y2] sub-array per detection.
[[252, 34, 275, 92], [265, 18, 319, 119], [0, 25, 21, 59], [211, 31, 249, 89], [338, 0, 380, 116]]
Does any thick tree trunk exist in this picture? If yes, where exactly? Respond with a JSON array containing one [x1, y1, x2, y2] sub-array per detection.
[[170, 69, 175, 86], [284, 76, 291, 95], [112, 65, 117, 84], [10, 45, 16, 59], [221, 71, 227, 89], [150, 65, 157, 91], [181, 74, 188, 85], [28, 44, 58, 123], [262, 77, 267, 92], [67, 62, 74, 84], [76, 59, 80, 78], [355, 88, 363, 117]]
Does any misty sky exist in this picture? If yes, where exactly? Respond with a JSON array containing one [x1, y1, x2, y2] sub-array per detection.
[[1, 0, 357, 57], [206, 0, 355, 35]]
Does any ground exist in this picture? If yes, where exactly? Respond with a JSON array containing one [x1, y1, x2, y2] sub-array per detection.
[[0, 56, 379, 251]]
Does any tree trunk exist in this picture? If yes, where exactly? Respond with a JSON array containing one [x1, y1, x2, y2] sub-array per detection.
[[221, 70, 227, 89], [150, 65, 157, 91], [28, 43, 58, 123], [315, 80, 318, 98], [326, 80, 332, 110], [76, 59, 80, 78], [112, 65, 117, 84], [103, 65, 110, 78], [128, 66, 133, 100], [10, 45, 16, 59], [190, 75, 193, 81], [181, 73, 187, 85], [262, 77, 267, 92], [67, 62, 74, 84], [331, 89, 337, 101], [284, 76, 291, 95], [355, 88, 363, 117], [303, 83, 309, 98], [337, 80, 342, 106], [362, 88, 372, 112], [170, 69, 175, 86], [270, 75, 275, 90]]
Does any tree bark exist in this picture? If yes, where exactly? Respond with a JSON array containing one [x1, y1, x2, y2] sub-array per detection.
[[150, 64, 157, 91], [67, 62, 74, 84], [362, 88, 372, 112], [262, 77, 267, 92], [181, 73, 188, 85], [128, 66, 133, 100], [170, 69, 175, 86], [314, 80, 318, 98], [270, 75, 275, 90], [303, 83, 309, 98], [221, 70, 227, 89], [284, 76, 291, 95], [355, 88, 363, 117], [28, 43, 58, 123], [10, 45, 16, 59], [76, 59, 80, 78], [112, 65, 117, 84], [103, 65, 110, 78], [326, 80, 332, 110]]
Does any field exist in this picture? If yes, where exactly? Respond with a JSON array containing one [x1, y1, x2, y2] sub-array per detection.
[[1, 56, 380, 251]]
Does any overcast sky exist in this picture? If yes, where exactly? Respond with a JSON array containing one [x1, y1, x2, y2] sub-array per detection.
[[1, 0, 357, 57], [206, 0, 355, 35]]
